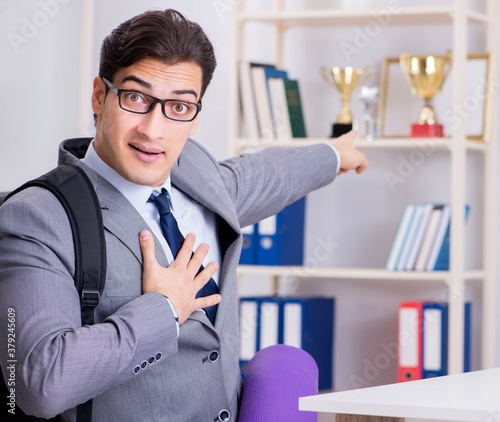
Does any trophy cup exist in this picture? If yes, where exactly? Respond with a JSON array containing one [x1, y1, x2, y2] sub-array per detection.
[[399, 53, 452, 137], [321, 66, 372, 137]]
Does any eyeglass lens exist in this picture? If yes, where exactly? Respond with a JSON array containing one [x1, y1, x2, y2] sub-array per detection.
[[119, 91, 198, 121]]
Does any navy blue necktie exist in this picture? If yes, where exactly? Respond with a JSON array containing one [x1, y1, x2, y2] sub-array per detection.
[[149, 188, 219, 324]]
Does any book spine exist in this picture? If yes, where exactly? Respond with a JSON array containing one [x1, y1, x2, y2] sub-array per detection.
[[283, 79, 307, 138]]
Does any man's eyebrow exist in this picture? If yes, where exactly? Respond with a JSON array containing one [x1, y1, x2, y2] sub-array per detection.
[[120, 76, 199, 99], [172, 89, 199, 100], [120, 75, 151, 89]]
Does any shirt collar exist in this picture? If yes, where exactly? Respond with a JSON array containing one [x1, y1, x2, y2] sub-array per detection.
[[81, 140, 172, 210]]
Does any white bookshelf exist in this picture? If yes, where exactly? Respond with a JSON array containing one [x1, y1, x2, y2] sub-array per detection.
[[235, 6, 490, 27], [232, 137, 489, 153], [228, 0, 498, 375], [237, 265, 484, 282]]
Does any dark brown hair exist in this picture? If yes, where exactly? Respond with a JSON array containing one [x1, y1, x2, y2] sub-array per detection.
[[99, 9, 217, 99]]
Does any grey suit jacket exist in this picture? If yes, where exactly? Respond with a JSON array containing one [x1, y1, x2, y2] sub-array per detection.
[[0, 137, 337, 421]]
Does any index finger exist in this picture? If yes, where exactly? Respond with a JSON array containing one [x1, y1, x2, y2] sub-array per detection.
[[356, 155, 369, 174], [173, 233, 196, 265]]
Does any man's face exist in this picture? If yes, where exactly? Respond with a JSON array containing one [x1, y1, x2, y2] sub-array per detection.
[[91, 58, 202, 187]]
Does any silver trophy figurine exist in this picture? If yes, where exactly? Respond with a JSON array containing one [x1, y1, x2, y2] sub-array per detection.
[[357, 86, 379, 141]]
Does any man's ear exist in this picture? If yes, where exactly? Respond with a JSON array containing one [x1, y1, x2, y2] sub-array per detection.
[[91, 76, 106, 117]]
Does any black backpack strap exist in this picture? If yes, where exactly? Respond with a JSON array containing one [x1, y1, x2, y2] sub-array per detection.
[[5, 164, 106, 422]]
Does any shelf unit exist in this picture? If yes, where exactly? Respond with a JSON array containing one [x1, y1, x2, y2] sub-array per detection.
[[228, 0, 497, 375], [237, 266, 484, 282], [232, 138, 489, 153]]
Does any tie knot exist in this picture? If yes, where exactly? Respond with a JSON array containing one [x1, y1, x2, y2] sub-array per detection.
[[149, 189, 172, 216]]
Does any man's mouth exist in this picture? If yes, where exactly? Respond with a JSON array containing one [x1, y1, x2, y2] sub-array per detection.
[[129, 144, 162, 155]]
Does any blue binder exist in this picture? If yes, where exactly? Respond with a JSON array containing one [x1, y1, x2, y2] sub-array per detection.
[[239, 224, 258, 264], [422, 301, 471, 378], [239, 296, 335, 390], [463, 302, 472, 373], [422, 302, 448, 378], [280, 297, 335, 391], [256, 196, 306, 265], [239, 296, 268, 380]]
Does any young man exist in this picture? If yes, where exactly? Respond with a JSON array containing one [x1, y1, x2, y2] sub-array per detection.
[[0, 9, 368, 421]]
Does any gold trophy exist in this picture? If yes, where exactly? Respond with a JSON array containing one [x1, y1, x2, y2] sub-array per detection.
[[399, 52, 452, 137], [321, 66, 372, 137]]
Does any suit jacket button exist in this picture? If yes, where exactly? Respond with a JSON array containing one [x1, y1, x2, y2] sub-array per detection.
[[133, 365, 141, 375], [148, 356, 155, 364], [208, 350, 219, 363], [217, 409, 230, 421], [155, 352, 162, 361]]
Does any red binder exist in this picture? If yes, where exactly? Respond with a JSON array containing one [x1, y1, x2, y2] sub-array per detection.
[[398, 301, 423, 382]]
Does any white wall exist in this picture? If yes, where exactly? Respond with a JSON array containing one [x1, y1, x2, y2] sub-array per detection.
[[1, 0, 498, 393], [0, 0, 232, 191], [0, 0, 81, 190]]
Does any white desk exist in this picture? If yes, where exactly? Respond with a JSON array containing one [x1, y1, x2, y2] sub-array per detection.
[[299, 368, 500, 422]]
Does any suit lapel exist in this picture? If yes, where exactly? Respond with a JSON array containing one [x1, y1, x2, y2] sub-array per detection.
[[171, 148, 240, 258], [95, 178, 169, 268]]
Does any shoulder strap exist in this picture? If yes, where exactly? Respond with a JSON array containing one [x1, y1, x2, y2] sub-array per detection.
[[5, 163, 106, 422]]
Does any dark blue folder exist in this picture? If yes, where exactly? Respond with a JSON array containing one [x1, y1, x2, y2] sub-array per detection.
[[239, 224, 258, 264], [256, 196, 306, 265], [422, 301, 471, 378]]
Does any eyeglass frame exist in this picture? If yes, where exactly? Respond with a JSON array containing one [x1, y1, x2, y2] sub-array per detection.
[[101, 77, 202, 122]]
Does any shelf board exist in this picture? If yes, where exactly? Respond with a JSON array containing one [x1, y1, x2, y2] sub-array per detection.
[[237, 265, 484, 282], [232, 137, 487, 152], [236, 7, 489, 28]]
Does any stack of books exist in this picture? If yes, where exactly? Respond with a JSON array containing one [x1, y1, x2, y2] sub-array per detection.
[[385, 202, 471, 271], [238, 61, 307, 140]]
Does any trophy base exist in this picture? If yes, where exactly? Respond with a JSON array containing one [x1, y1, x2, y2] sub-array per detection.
[[331, 123, 353, 138], [411, 123, 444, 138]]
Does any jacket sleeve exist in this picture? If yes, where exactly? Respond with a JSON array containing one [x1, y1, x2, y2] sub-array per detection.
[[0, 188, 178, 418], [219, 143, 338, 228]]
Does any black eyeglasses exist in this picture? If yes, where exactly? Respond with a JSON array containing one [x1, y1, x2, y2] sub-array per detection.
[[102, 77, 202, 122]]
